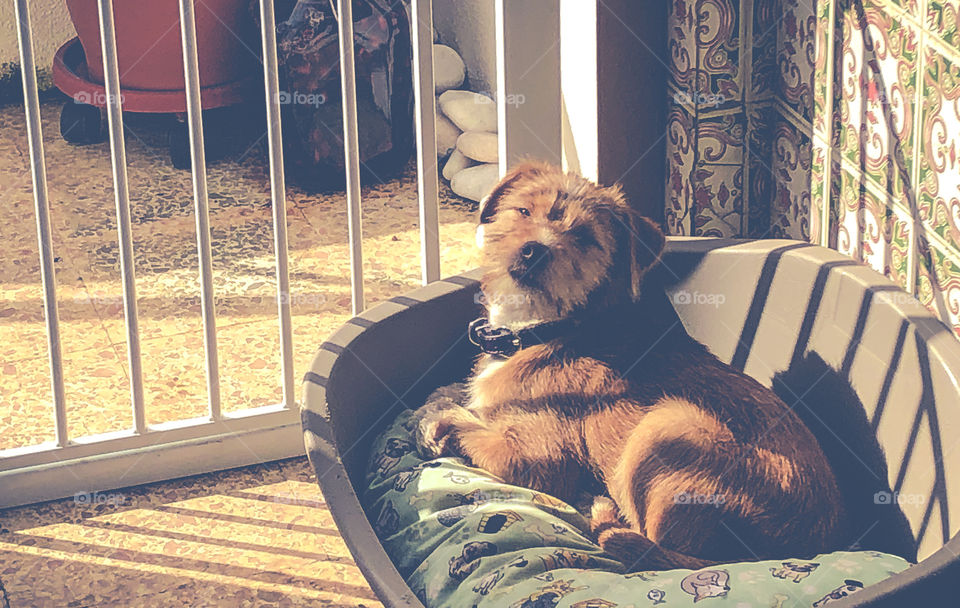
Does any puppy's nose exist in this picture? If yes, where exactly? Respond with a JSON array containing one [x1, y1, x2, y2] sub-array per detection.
[[510, 241, 551, 286], [520, 241, 549, 263]]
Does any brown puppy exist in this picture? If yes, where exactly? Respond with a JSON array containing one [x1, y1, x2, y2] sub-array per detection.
[[416, 162, 845, 570]]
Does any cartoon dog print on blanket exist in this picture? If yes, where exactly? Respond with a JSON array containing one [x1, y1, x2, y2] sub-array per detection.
[[477, 510, 523, 533], [392, 461, 442, 492], [435, 492, 525, 528], [436, 504, 479, 527], [531, 492, 569, 510], [444, 470, 473, 485], [509, 580, 587, 608], [464, 488, 522, 504], [680, 569, 731, 602], [472, 568, 504, 595], [812, 580, 864, 606], [524, 522, 568, 544], [374, 500, 399, 537], [570, 599, 617, 608], [449, 541, 498, 581], [372, 438, 414, 476], [770, 561, 820, 583], [538, 548, 598, 570]]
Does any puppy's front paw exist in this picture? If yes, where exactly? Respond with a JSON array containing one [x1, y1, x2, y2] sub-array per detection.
[[414, 400, 463, 459]]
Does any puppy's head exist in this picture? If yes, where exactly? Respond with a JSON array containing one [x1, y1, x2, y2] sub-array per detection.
[[477, 162, 664, 327]]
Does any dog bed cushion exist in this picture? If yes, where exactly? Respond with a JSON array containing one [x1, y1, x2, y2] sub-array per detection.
[[363, 407, 911, 608]]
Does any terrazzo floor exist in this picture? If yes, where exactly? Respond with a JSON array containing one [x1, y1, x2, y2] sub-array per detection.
[[0, 97, 479, 605], [0, 99, 478, 449]]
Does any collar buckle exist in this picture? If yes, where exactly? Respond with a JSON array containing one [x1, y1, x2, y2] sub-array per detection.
[[468, 318, 522, 358]]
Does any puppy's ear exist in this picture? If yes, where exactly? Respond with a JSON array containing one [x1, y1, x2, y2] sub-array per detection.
[[478, 161, 549, 225], [609, 194, 665, 298]]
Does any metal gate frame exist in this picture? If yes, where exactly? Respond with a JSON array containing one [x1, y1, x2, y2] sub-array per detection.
[[1, 0, 562, 508]]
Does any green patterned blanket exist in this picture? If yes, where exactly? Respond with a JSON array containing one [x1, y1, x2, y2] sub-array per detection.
[[363, 408, 910, 608]]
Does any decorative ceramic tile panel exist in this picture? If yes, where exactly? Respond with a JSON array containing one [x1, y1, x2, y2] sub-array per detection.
[[664, 0, 960, 337], [747, 103, 777, 236], [697, 0, 744, 108], [694, 111, 746, 237], [918, 45, 960, 253], [666, 103, 696, 236], [835, 1, 918, 202], [752, 0, 782, 100], [669, 0, 699, 94], [771, 114, 814, 240], [778, 0, 818, 123], [889, 0, 921, 17], [834, 168, 912, 290], [916, 239, 960, 337], [814, 0, 838, 136]]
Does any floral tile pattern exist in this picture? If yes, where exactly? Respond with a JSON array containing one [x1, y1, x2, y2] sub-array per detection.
[[916, 239, 960, 334], [778, 0, 818, 122], [835, 168, 913, 290], [835, 1, 918, 203], [919, 45, 960, 254], [666, 0, 960, 338], [751, 0, 782, 101], [813, 0, 838, 137], [747, 103, 776, 236], [696, 0, 744, 107], [666, 103, 696, 236], [694, 111, 746, 237], [890, 0, 921, 17], [928, 1, 960, 50]]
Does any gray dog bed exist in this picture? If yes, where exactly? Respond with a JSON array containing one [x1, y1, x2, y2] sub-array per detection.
[[302, 238, 960, 607]]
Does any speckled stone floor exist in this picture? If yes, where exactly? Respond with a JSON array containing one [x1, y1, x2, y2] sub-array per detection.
[[0, 457, 380, 607], [0, 100, 478, 449], [0, 98, 479, 606]]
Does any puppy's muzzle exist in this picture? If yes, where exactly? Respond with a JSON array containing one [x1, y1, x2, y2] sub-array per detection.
[[509, 241, 551, 286]]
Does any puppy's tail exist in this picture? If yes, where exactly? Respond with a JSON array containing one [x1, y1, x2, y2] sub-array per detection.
[[597, 526, 717, 571], [591, 496, 716, 571]]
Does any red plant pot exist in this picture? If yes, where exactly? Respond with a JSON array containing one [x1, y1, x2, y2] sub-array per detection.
[[64, 0, 254, 91]]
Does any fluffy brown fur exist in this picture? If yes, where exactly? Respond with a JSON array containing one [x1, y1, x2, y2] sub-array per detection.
[[416, 162, 845, 570]]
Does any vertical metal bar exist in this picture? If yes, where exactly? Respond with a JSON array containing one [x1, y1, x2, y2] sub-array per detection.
[[14, 0, 68, 446], [411, 0, 441, 284], [178, 0, 222, 419], [818, 0, 836, 248], [906, 12, 926, 294], [258, 0, 295, 409], [495, 0, 562, 172], [337, 0, 365, 314], [97, 0, 146, 434]]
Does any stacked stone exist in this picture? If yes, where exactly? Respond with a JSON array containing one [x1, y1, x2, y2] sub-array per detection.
[[432, 43, 499, 203]]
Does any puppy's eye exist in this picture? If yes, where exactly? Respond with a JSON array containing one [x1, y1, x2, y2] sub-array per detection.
[[516, 207, 530, 217]]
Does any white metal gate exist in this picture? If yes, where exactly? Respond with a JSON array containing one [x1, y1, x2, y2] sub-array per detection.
[[1, 0, 562, 508]]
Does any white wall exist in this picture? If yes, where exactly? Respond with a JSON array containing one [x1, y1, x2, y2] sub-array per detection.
[[0, 0, 75, 86], [559, 0, 596, 179], [433, 0, 600, 178], [432, 0, 496, 96]]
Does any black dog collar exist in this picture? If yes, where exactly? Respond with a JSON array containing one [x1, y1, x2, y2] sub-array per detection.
[[468, 317, 577, 358]]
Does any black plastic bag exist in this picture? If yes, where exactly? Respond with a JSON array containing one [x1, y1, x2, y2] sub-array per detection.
[[275, 0, 413, 191]]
